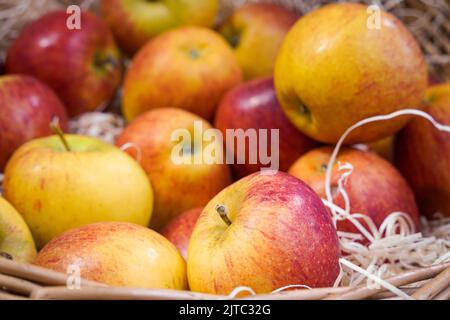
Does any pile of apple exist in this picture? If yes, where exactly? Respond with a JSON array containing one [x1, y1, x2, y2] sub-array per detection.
[[0, 1, 449, 296]]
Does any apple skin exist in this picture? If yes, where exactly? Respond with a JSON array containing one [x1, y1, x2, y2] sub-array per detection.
[[116, 108, 232, 230], [100, 0, 219, 56], [366, 136, 394, 162], [394, 82, 450, 218], [122, 26, 242, 121], [0, 196, 37, 263], [288, 147, 421, 239], [274, 3, 427, 144], [160, 207, 202, 260], [214, 76, 319, 178], [220, 3, 298, 80], [3, 135, 153, 248], [0, 75, 68, 171], [34, 222, 187, 289], [5, 10, 122, 117], [187, 172, 340, 294]]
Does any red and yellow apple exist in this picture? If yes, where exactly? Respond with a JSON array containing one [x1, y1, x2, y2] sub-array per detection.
[[100, 0, 219, 56], [122, 26, 242, 121], [220, 3, 298, 80], [4, 134, 153, 248], [35, 222, 187, 289], [214, 76, 318, 178], [274, 3, 427, 144], [0, 196, 37, 263], [187, 172, 340, 294], [161, 207, 203, 260], [116, 108, 232, 230], [394, 82, 450, 217], [6, 10, 122, 117], [288, 147, 420, 238], [0, 75, 68, 171]]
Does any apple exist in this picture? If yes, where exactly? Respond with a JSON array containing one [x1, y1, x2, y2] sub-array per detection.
[[214, 76, 318, 178], [274, 3, 427, 144], [100, 0, 219, 56], [122, 26, 242, 121], [0, 196, 37, 263], [187, 172, 340, 294], [161, 207, 202, 260], [219, 3, 298, 80], [5, 10, 122, 117], [35, 222, 187, 289], [288, 146, 421, 238], [394, 82, 450, 218], [3, 131, 153, 248], [0, 75, 68, 171], [116, 108, 232, 230], [366, 136, 394, 162]]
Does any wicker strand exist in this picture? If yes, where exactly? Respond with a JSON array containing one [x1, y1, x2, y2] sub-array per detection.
[[0, 257, 105, 288], [30, 286, 226, 300], [411, 266, 450, 299], [0, 273, 41, 295], [324, 262, 450, 300], [433, 286, 450, 300]]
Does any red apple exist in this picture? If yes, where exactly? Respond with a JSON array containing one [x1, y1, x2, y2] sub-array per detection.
[[187, 172, 340, 294], [288, 147, 421, 239], [161, 207, 203, 260], [35, 222, 187, 289], [122, 26, 242, 121], [5, 10, 122, 117], [115, 108, 232, 230], [394, 82, 450, 218], [220, 3, 298, 80], [214, 76, 318, 178], [0, 75, 68, 171]]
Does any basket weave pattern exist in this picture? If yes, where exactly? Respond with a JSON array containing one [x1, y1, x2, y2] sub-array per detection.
[[0, 258, 449, 300]]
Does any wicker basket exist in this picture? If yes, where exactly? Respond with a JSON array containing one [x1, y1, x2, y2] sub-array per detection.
[[0, 0, 449, 300], [0, 258, 449, 300]]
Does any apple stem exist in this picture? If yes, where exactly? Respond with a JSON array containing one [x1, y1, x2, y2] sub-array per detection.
[[0, 251, 13, 260], [215, 204, 232, 226], [50, 117, 71, 152]]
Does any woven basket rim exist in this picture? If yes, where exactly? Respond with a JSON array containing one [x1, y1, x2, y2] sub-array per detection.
[[1, 258, 449, 300]]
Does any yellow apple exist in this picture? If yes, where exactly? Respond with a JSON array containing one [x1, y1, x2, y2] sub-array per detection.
[[274, 3, 427, 144], [101, 0, 219, 56], [35, 222, 187, 289], [219, 3, 298, 80], [366, 136, 394, 162], [4, 134, 153, 248], [0, 196, 36, 263]]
